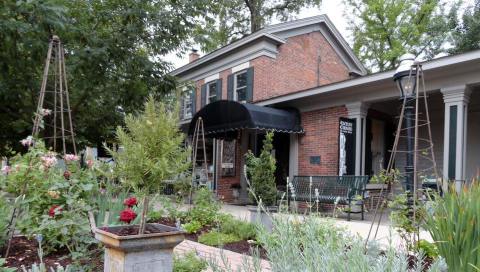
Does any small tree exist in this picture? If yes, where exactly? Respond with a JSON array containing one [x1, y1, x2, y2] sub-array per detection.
[[110, 95, 190, 234], [245, 131, 277, 206]]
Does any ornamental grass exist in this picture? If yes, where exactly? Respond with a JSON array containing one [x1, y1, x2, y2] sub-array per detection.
[[424, 181, 480, 272]]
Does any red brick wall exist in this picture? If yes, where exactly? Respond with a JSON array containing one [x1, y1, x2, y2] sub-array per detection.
[[298, 106, 348, 176], [192, 31, 351, 113], [252, 31, 350, 102]]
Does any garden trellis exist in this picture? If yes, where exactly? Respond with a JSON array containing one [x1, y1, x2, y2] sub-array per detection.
[[33, 35, 77, 155], [365, 60, 440, 247]]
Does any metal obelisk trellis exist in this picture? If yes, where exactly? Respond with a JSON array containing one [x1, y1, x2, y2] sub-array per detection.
[[33, 35, 77, 155], [365, 60, 440, 248]]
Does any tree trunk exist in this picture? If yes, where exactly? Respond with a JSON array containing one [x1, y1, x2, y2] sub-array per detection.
[[138, 196, 149, 234]]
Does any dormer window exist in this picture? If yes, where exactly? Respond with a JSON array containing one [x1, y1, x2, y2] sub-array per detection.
[[234, 71, 247, 103]]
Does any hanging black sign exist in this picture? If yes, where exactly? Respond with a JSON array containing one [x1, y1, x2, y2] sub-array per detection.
[[338, 117, 356, 176]]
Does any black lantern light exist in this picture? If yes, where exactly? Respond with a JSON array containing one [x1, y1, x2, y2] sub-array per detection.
[[393, 53, 417, 98]]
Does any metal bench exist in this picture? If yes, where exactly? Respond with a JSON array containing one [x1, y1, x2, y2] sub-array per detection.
[[290, 175, 369, 220]]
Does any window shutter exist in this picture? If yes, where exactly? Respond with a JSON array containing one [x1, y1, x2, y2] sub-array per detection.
[[216, 79, 222, 100], [190, 87, 196, 114], [246, 67, 254, 102], [201, 84, 207, 108], [227, 74, 234, 100]]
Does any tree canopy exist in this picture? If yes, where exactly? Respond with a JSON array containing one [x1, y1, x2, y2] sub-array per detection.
[[344, 0, 458, 72], [194, 0, 322, 53], [449, 0, 480, 54], [0, 0, 209, 155]]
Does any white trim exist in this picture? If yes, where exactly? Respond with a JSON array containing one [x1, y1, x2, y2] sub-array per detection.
[[231, 62, 250, 73], [204, 73, 219, 83]]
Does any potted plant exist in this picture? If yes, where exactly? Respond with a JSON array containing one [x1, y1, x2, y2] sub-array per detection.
[[94, 96, 190, 272], [245, 132, 278, 229], [350, 195, 363, 213]]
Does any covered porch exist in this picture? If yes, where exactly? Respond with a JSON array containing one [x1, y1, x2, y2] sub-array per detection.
[[187, 100, 304, 203]]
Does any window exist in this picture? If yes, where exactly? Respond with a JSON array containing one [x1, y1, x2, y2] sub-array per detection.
[[234, 71, 247, 102], [206, 81, 217, 104], [183, 94, 192, 119]]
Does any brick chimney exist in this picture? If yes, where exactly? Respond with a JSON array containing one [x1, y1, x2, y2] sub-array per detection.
[[189, 49, 200, 63]]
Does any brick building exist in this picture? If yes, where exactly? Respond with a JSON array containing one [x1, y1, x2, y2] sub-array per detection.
[[171, 15, 480, 203]]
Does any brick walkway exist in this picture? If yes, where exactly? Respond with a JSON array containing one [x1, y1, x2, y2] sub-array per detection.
[[174, 240, 272, 272]]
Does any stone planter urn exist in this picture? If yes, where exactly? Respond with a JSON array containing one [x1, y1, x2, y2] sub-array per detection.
[[248, 205, 277, 230], [94, 223, 185, 272]]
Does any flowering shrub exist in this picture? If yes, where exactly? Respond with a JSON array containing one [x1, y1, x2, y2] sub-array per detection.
[[123, 197, 138, 208], [0, 141, 99, 255], [119, 208, 137, 224]]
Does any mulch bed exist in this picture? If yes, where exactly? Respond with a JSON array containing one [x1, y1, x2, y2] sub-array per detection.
[[2, 236, 72, 269], [3, 218, 267, 269], [152, 217, 268, 259]]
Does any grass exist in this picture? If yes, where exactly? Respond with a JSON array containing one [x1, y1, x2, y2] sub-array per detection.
[[198, 231, 242, 247]]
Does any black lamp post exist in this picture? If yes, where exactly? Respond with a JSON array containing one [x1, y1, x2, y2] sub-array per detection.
[[393, 53, 417, 193]]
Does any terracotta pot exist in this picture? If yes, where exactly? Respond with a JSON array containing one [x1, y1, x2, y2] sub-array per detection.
[[95, 223, 185, 272]]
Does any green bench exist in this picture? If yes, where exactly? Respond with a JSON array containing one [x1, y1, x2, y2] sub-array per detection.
[[289, 176, 369, 221]]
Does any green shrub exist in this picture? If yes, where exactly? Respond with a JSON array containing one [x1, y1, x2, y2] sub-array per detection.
[[245, 132, 277, 206], [425, 182, 480, 271], [186, 188, 220, 226], [0, 194, 11, 246], [182, 221, 202, 234], [173, 251, 207, 272], [415, 239, 438, 259], [245, 215, 445, 272], [198, 231, 241, 246], [147, 210, 163, 223], [219, 215, 256, 240]]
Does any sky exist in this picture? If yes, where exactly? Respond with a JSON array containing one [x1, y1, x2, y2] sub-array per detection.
[[165, 0, 473, 69]]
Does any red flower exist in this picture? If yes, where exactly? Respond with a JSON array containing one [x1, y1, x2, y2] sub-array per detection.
[[63, 170, 71, 180], [123, 197, 138, 207], [119, 208, 137, 224], [49, 205, 62, 217]]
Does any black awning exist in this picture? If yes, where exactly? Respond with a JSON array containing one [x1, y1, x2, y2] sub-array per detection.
[[188, 100, 303, 137]]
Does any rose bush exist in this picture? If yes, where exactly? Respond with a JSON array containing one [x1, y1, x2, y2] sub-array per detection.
[[0, 141, 99, 255]]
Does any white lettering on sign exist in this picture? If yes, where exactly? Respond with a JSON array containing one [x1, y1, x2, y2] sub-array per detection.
[[339, 120, 353, 134]]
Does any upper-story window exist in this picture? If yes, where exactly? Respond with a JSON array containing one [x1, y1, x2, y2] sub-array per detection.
[[234, 71, 247, 103], [206, 81, 218, 104], [201, 79, 222, 108], [183, 93, 193, 119], [227, 66, 253, 103]]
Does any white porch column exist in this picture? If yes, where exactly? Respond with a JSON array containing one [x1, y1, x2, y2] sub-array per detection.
[[289, 134, 299, 181], [441, 85, 471, 190], [346, 102, 369, 176]]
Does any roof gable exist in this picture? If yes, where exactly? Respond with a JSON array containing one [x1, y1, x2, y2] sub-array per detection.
[[171, 15, 366, 79]]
